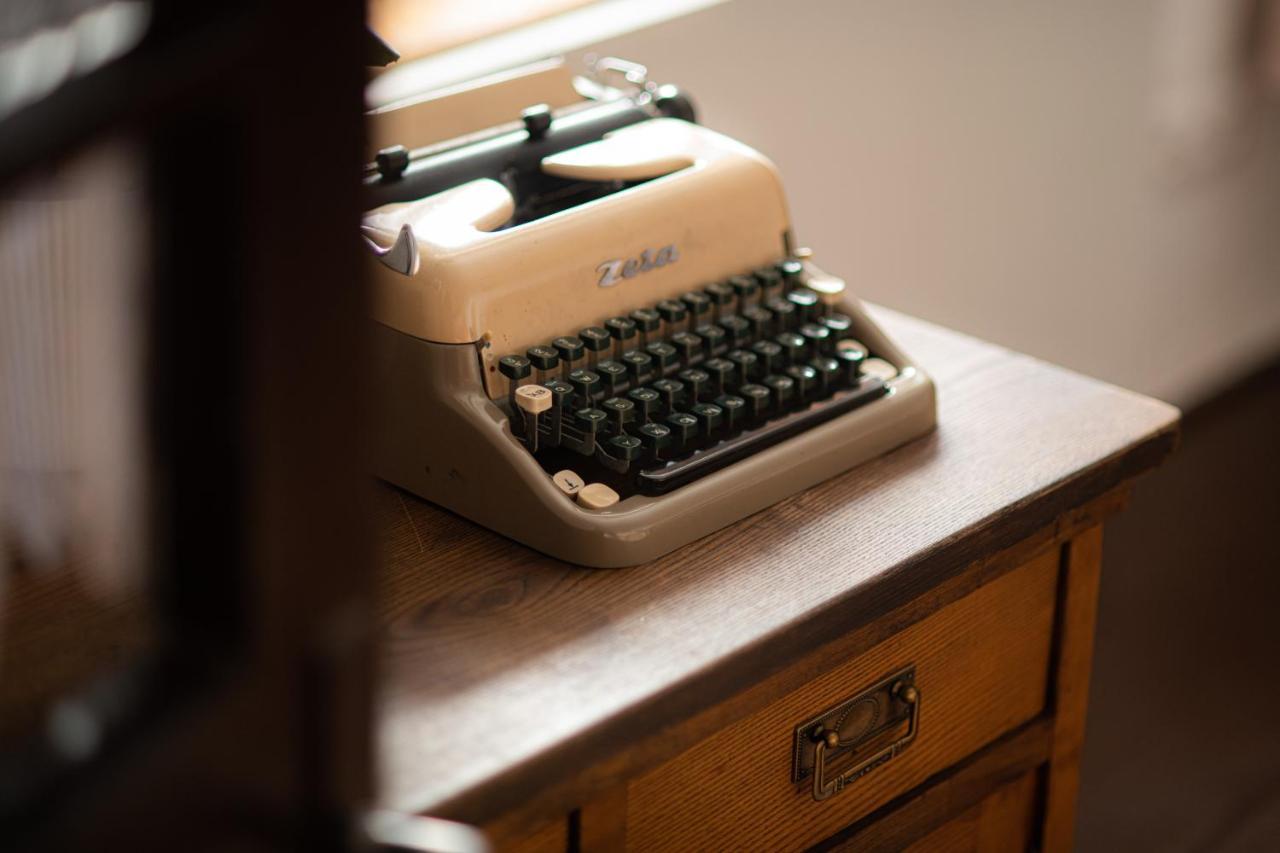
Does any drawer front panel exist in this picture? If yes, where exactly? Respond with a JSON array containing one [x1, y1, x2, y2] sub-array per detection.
[[624, 549, 1059, 851], [901, 770, 1038, 853]]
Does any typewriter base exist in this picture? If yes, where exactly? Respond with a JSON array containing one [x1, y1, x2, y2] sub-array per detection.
[[369, 301, 936, 568]]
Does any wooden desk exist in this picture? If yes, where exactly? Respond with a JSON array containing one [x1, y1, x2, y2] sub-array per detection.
[[374, 307, 1178, 852]]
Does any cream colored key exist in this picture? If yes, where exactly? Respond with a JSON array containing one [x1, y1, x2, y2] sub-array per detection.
[[862, 357, 899, 382], [790, 249, 845, 305], [804, 267, 846, 305], [552, 469, 584, 498], [836, 338, 868, 358], [576, 483, 620, 510], [515, 384, 552, 414], [515, 384, 552, 452]]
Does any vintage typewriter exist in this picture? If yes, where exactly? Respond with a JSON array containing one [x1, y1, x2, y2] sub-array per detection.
[[363, 58, 935, 567]]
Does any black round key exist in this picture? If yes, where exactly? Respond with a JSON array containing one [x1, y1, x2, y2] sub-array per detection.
[[580, 326, 611, 352], [552, 335, 584, 363], [628, 386, 660, 423], [645, 341, 678, 373], [681, 291, 711, 322], [835, 345, 866, 384], [754, 267, 782, 295], [666, 411, 698, 448], [785, 364, 818, 401], [701, 357, 734, 396], [601, 396, 636, 432], [778, 258, 804, 285], [821, 313, 853, 338], [575, 407, 607, 435], [729, 274, 759, 303], [799, 322, 832, 354], [715, 393, 746, 431], [499, 355, 532, 380], [704, 282, 735, 311], [691, 402, 723, 434], [717, 314, 751, 348], [694, 323, 727, 355], [751, 339, 784, 374], [765, 296, 796, 330], [808, 356, 841, 395], [741, 306, 773, 339], [621, 349, 654, 382], [604, 316, 637, 344], [545, 378, 575, 407], [651, 378, 685, 411], [595, 360, 627, 395], [775, 332, 807, 365], [630, 307, 661, 334], [639, 421, 673, 455], [526, 345, 559, 371], [726, 348, 759, 385], [568, 368, 601, 403], [739, 383, 771, 419], [677, 368, 709, 402], [762, 373, 796, 409], [607, 433, 642, 461], [787, 287, 820, 323], [670, 331, 703, 363], [655, 299, 687, 327]]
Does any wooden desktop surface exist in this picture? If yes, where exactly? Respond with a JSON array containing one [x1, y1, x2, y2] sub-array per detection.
[[373, 305, 1178, 824]]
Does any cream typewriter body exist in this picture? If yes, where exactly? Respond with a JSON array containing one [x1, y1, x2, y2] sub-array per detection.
[[363, 59, 935, 567]]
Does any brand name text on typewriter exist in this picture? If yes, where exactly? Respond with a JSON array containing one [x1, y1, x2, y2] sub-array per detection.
[[597, 244, 680, 287]]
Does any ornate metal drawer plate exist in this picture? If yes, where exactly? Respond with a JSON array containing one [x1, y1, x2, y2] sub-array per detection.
[[791, 665, 920, 801]]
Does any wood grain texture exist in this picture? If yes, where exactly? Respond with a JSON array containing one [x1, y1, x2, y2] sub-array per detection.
[[577, 786, 628, 853], [902, 771, 1038, 853], [483, 813, 567, 853], [816, 720, 1050, 852], [623, 551, 1057, 851], [1042, 525, 1104, 852], [375, 306, 1178, 823]]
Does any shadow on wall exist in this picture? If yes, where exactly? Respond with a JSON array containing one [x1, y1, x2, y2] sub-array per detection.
[[1080, 363, 1280, 852]]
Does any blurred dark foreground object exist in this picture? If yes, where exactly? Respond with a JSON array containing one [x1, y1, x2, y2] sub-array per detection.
[[0, 1, 377, 851]]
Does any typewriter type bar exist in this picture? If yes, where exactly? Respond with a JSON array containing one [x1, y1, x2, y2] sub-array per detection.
[[497, 255, 900, 499]]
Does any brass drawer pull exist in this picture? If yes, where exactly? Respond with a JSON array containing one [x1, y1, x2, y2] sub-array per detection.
[[791, 666, 921, 802]]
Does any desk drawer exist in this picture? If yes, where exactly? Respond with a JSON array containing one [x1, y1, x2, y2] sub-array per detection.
[[624, 549, 1059, 851]]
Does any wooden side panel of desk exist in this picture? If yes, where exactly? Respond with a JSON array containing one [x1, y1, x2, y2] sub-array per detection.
[[1042, 524, 1104, 853]]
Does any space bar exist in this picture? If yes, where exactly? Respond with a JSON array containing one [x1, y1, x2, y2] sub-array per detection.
[[637, 377, 888, 496]]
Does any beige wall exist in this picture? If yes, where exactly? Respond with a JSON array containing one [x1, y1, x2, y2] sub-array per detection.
[[572, 0, 1280, 407]]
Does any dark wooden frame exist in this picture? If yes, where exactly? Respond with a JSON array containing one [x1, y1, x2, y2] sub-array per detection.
[[0, 3, 372, 850]]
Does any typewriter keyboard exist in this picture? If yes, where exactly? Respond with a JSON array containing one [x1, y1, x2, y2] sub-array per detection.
[[496, 259, 899, 506]]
